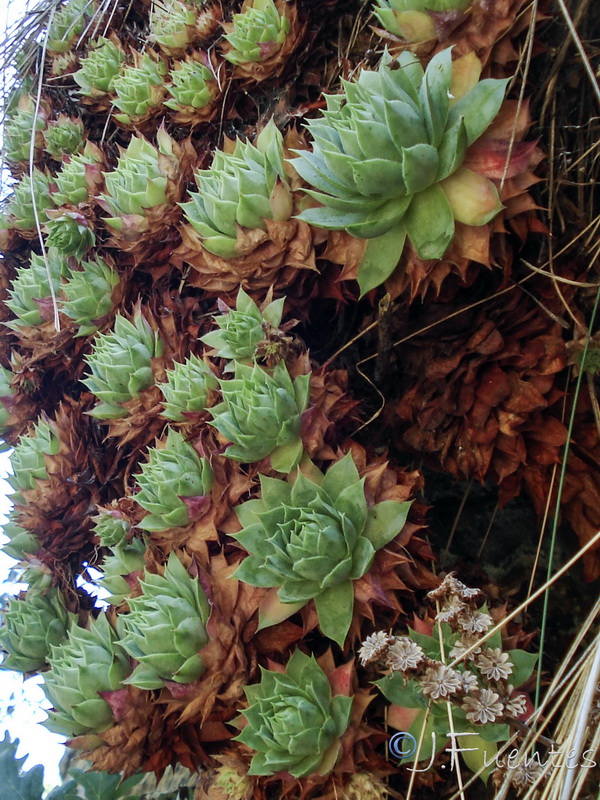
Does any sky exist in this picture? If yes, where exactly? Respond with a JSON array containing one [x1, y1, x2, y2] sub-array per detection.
[[0, 0, 67, 790]]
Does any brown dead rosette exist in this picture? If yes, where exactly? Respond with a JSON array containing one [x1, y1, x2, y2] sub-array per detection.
[[220, 0, 306, 84], [386, 286, 567, 494]]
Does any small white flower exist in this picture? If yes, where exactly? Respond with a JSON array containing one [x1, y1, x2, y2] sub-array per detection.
[[449, 633, 482, 661], [455, 580, 482, 600], [426, 573, 461, 602], [459, 610, 493, 634], [421, 665, 462, 700], [386, 637, 424, 672], [475, 648, 513, 682], [358, 631, 391, 666], [436, 595, 466, 624], [462, 688, 504, 724]]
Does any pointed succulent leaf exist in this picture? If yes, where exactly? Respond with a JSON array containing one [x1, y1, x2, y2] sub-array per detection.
[[61, 256, 119, 336], [47, 0, 96, 53], [3, 96, 47, 164], [165, 57, 218, 111], [160, 353, 218, 420], [5, 249, 69, 330], [43, 116, 84, 160], [112, 54, 167, 125], [74, 36, 126, 95], [150, 0, 198, 52], [8, 417, 60, 494], [44, 209, 96, 258], [6, 169, 54, 231], [223, 0, 291, 65], [0, 732, 45, 800]]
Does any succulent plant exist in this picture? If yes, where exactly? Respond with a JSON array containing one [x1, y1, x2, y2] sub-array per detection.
[[150, 0, 198, 53], [51, 50, 78, 78], [92, 508, 131, 549], [164, 57, 218, 113], [100, 130, 179, 236], [223, 0, 290, 66], [232, 452, 412, 645], [117, 551, 210, 689], [47, 0, 95, 54], [42, 613, 131, 737], [61, 256, 119, 336], [96, 537, 147, 606], [52, 143, 104, 206], [44, 209, 96, 259], [43, 115, 84, 160], [82, 311, 164, 419], [0, 365, 15, 433], [8, 418, 60, 495], [294, 49, 507, 294], [134, 429, 214, 531], [73, 36, 126, 96], [209, 361, 309, 471], [3, 96, 47, 163], [201, 288, 284, 367], [0, 512, 40, 561], [0, 588, 76, 673], [180, 119, 292, 258], [235, 648, 352, 777], [160, 353, 218, 421], [111, 53, 167, 125], [6, 169, 55, 231], [5, 249, 70, 330], [373, 0, 471, 41]]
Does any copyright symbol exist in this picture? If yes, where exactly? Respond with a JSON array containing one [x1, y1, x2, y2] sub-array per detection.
[[389, 731, 417, 759]]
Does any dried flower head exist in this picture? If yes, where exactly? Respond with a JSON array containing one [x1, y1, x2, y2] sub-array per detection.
[[459, 610, 493, 634], [358, 631, 392, 666], [459, 671, 479, 694], [503, 688, 527, 717], [436, 595, 466, 624], [386, 636, 425, 672], [420, 664, 462, 700], [475, 648, 513, 682], [510, 759, 545, 793], [462, 688, 504, 724]]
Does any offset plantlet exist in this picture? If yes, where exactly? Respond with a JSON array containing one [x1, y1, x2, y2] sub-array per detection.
[[82, 311, 164, 419], [235, 648, 353, 777], [0, 512, 40, 561], [150, 0, 198, 53], [43, 115, 84, 160], [61, 256, 119, 336], [160, 353, 218, 420], [8, 418, 60, 496], [52, 143, 104, 206], [5, 249, 69, 330], [2, 96, 47, 164], [294, 49, 507, 294], [0, 365, 15, 434], [180, 119, 292, 258], [0, 588, 76, 673], [6, 169, 55, 232], [232, 452, 412, 645], [111, 53, 167, 126], [42, 613, 131, 737], [95, 537, 147, 606], [165, 57, 219, 119], [201, 287, 285, 368], [117, 552, 211, 689], [223, 0, 290, 66], [134, 429, 214, 531], [44, 209, 96, 259], [373, 0, 471, 41], [47, 0, 96, 53], [73, 36, 126, 96], [209, 361, 309, 472]]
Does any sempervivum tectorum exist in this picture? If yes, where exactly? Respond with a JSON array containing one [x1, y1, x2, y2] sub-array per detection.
[[134, 429, 214, 532], [231, 451, 411, 645], [95, 537, 147, 606], [293, 48, 507, 295], [42, 115, 84, 161], [175, 120, 318, 293], [5, 249, 70, 331], [160, 353, 218, 421], [52, 143, 104, 206], [164, 54, 221, 125], [82, 310, 164, 419], [111, 52, 167, 128], [61, 256, 120, 336], [117, 552, 211, 689], [44, 208, 96, 259], [234, 648, 352, 777], [0, 511, 40, 562], [149, 0, 200, 55], [46, 0, 96, 54], [7, 417, 60, 500], [0, 365, 15, 437], [200, 288, 285, 369], [0, 587, 76, 673], [99, 128, 194, 254], [221, 0, 305, 82], [42, 613, 131, 738], [209, 360, 310, 472], [2, 95, 48, 166], [372, 0, 471, 42], [73, 35, 126, 109], [5, 169, 55, 236]]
